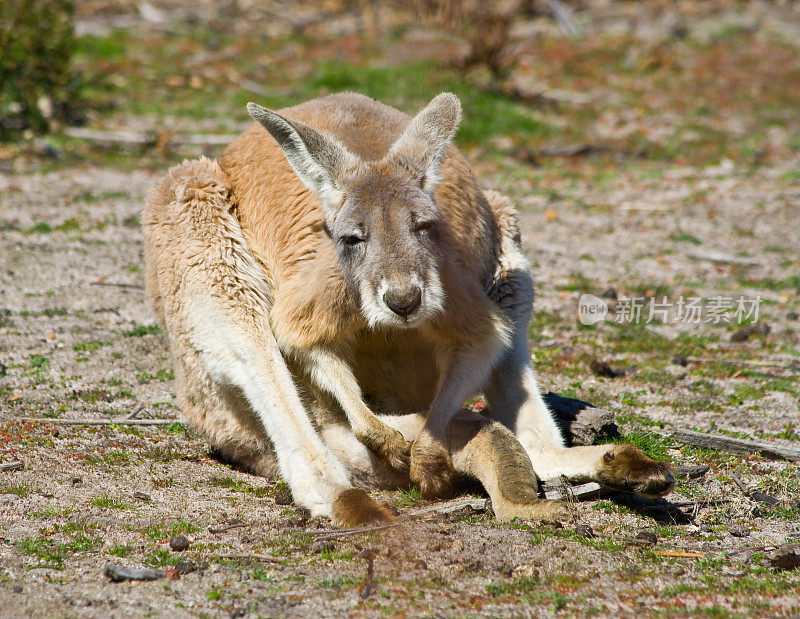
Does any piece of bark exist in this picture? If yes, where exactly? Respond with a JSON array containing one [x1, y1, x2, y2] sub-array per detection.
[[672, 429, 800, 462], [542, 392, 619, 446], [105, 564, 164, 582], [408, 497, 488, 517], [672, 464, 709, 480], [542, 481, 603, 502]]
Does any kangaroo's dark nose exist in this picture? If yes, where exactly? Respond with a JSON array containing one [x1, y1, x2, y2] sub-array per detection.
[[384, 285, 422, 318]]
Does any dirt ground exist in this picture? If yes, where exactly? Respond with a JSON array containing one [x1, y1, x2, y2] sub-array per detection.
[[1, 1, 799, 616]]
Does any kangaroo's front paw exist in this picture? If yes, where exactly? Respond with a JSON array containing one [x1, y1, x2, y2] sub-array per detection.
[[409, 435, 457, 500], [492, 498, 571, 524], [598, 444, 674, 498], [331, 488, 397, 528], [357, 425, 411, 473]]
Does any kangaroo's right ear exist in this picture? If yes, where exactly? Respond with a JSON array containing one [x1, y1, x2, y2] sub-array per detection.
[[247, 102, 354, 213], [388, 93, 462, 193]]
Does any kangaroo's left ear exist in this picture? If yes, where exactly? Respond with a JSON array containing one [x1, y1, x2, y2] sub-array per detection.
[[387, 93, 462, 193]]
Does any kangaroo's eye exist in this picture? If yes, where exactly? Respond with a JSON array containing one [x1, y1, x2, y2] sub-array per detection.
[[341, 234, 365, 246], [414, 221, 435, 234]]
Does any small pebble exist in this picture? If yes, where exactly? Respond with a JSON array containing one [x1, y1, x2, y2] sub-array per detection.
[[133, 491, 151, 502], [311, 540, 336, 555], [635, 531, 658, 546], [786, 311, 799, 321], [670, 353, 688, 367], [70, 477, 83, 486], [601, 287, 618, 300], [728, 525, 750, 538], [575, 524, 595, 539], [169, 535, 190, 552], [164, 568, 180, 581]]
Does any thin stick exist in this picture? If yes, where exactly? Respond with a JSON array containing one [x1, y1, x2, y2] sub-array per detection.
[[0, 461, 23, 471], [90, 281, 145, 290], [209, 522, 252, 534], [7, 417, 180, 426], [311, 521, 403, 540], [654, 550, 706, 559], [215, 552, 284, 564]]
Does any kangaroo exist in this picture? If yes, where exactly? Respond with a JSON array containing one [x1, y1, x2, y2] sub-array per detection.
[[142, 92, 674, 526]]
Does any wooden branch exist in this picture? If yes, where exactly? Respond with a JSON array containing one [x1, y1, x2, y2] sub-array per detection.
[[542, 481, 603, 502], [672, 429, 800, 462], [7, 417, 180, 426], [654, 550, 706, 559], [407, 497, 488, 517], [0, 461, 23, 471], [215, 552, 284, 564]]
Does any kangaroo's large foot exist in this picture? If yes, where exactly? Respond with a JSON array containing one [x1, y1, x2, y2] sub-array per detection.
[[597, 444, 675, 498], [409, 434, 457, 500], [356, 423, 412, 474], [331, 488, 397, 527], [492, 497, 570, 523]]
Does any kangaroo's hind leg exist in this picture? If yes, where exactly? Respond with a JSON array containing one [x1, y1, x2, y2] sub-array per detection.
[[143, 158, 394, 526], [482, 190, 674, 497]]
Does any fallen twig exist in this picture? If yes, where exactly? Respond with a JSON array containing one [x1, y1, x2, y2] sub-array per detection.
[[673, 429, 800, 462], [209, 522, 252, 534], [215, 552, 284, 564], [90, 280, 145, 290], [0, 461, 23, 471], [654, 550, 706, 559], [311, 522, 403, 541], [6, 417, 180, 426]]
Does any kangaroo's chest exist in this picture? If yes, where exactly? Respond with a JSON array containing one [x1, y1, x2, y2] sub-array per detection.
[[350, 331, 440, 415]]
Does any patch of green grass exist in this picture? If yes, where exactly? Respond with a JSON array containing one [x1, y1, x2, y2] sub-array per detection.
[[108, 543, 132, 557], [143, 548, 179, 568], [0, 482, 32, 497], [208, 475, 270, 498], [122, 324, 163, 337], [72, 340, 109, 353], [28, 354, 50, 373], [670, 230, 702, 245], [397, 486, 425, 508], [136, 369, 174, 383], [26, 222, 53, 234], [18, 533, 102, 569], [558, 271, 594, 293], [56, 218, 81, 233], [206, 588, 222, 601], [91, 493, 129, 510], [140, 520, 200, 542], [317, 575, 361, 589]]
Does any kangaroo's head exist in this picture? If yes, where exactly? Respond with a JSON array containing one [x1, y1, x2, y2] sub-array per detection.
[[247, 93, 462, 329]]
